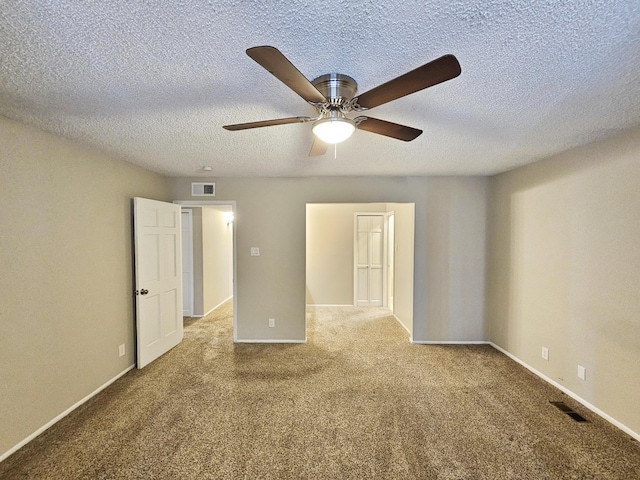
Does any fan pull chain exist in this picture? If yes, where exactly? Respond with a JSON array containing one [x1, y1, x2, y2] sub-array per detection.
[[334, 143, 337, 159]]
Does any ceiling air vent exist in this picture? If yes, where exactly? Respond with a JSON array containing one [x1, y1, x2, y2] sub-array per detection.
[[192, 182, 215, 197]]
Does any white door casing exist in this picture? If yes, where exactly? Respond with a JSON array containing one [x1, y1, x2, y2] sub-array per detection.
[[181, 209, 194, 316], [354, 214, 384, 306], [387, 213, 395, 311], [134, 197, 183, 369]]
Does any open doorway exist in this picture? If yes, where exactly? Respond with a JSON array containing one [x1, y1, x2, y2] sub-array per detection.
[[306, 203, 414, 337], [175, 201, 237, 341]]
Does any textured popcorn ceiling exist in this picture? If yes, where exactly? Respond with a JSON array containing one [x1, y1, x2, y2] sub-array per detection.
[[1, 1, 640, 177]]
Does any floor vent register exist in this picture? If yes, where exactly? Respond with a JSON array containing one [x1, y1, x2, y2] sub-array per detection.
[[550, 401, 588, 422]]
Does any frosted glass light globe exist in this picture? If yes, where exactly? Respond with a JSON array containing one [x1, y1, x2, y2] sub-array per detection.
[[312, 117, 355, 144]]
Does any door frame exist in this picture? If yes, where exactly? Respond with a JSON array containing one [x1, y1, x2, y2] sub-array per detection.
[[174, 200, 237, 342], [181, 209, 194, 316], [386, 212, 395, 312]]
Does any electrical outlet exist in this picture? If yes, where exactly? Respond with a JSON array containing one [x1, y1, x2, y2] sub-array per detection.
[[251, 247, 260, 256], [541, 346, 549, 360], [119, 344, 125, 357], [269, 318, 275, 328], [577, 365, 586, 380]]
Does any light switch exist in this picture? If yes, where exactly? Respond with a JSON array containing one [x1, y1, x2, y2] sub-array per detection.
[[250, 247, 260, 256]]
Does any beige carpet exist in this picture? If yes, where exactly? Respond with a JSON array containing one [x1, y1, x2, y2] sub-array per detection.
[[1, 301, 638, 479]]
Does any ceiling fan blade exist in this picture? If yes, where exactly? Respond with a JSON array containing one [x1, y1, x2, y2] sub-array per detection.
[[246, 46, 327, 104], [355, 54, 461, 110], [223, 116, 313, 131], [309, 136, 328, 156], [355, 116, 423, 141]]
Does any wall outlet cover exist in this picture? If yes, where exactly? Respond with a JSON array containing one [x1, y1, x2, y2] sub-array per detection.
[[541, 346, 549, 360]]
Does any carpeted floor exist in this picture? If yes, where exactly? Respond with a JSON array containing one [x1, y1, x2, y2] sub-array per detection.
[[1, 301, 639, 479]]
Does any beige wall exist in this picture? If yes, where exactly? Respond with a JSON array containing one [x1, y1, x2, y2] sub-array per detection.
[[425, 178, 488, 340], [488, 126, 640, 435], [202, 207, 233, 313], [392, 202, 415, 335], [0, 116, 170, 457], [171, 176, 489, 342]]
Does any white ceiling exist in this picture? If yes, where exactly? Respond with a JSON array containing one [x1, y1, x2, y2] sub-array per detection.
[[1, 1, 639, 177]]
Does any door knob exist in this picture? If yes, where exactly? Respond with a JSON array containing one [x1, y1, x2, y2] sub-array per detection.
[[140, 289, 149, 295]]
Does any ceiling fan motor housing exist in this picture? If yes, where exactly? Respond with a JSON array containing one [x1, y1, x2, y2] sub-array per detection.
[[312, 73, 358, 108]]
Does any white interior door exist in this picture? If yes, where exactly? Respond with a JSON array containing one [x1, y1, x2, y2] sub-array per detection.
[[355, 214, 384, 306], [134, 197, 183, 369]]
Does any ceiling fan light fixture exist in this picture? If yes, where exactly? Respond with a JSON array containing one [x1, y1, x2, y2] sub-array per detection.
[[224, 47, 462, 155], [312, 114, 355, 144]]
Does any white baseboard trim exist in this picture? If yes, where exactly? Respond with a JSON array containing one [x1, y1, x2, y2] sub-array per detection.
[[234, 338, 307, 344], [191, 296, 234, 318], [205, 296, 233, 316], [488, 342, 640, 442], [393, 315, 412, 336], [411, 340, 491, 345], [1, 364, 135, 463]]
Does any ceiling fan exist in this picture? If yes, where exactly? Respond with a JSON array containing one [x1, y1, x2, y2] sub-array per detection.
[[223, 46, 461, 156]]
